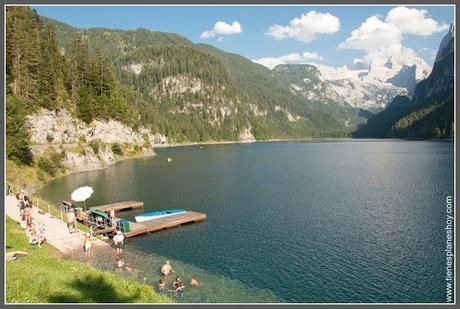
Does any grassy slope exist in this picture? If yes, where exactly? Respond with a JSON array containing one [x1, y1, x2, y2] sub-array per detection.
[[6, 216, 172, 303]]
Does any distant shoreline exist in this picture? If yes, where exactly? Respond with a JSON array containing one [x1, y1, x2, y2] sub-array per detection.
[[154, 136, 453, 149]]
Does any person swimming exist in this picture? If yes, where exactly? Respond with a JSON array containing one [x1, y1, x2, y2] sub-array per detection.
[[158, 278, 166, 294], [172, 276, 185, 297], [161, 260, 174, 276], [190, 278, 199, 286]]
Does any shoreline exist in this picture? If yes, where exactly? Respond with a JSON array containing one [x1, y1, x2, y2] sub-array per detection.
[[154, 137, 353, 149], [32, 136, 453, 184], [154, 136, 453, 150]]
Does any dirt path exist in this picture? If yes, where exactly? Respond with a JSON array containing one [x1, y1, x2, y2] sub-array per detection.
[[5, 195, 108, 253]]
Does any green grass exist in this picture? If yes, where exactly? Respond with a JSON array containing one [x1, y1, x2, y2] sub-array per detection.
[[6, 216, 172, 303]]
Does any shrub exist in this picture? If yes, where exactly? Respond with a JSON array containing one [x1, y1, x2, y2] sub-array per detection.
[[111, 143, 123, 156], [37, 156, 58, 176], [37, 152, 64, 177], [46, 133, 54, 143], [89, 139, 102, 154]]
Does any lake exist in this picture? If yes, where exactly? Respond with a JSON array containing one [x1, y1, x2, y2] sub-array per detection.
[[39, 140, 454, 303]]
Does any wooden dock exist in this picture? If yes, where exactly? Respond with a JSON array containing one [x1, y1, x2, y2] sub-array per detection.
[[125, 211, 207, 238], [89, 201, 144, 213], [88, 201, 206, 238]]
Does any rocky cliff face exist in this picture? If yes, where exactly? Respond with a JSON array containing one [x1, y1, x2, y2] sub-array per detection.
[[26, 108, 166, 146], [61, 145, 116, 174], [25, 108, 164, 174], [239, 127, 255, 143]]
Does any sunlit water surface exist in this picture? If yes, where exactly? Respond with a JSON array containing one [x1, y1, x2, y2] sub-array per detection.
[[40, 140, 454, 303]]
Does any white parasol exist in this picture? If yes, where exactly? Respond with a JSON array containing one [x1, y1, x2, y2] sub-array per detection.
[[71, 186, 93, 210]]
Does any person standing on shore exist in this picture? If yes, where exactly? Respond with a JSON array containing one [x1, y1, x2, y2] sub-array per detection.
[[83, 233, 92, 258], [113, 231, 125, 255], [17, 192, 26, 217], [22, 185, 29, 202], [109, 208, 116, 227], [66, 209, 76, 233], [23, 204, 32, 224]]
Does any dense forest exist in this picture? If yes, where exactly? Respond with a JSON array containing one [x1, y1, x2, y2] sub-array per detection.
[[6, 7, 135, 164]]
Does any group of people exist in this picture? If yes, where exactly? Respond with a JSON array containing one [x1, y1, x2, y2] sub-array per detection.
[[16, 186, 47, 247], [158, 260, 199, 298], [14, 188, 199, 299], [81, 216, 125, 259]]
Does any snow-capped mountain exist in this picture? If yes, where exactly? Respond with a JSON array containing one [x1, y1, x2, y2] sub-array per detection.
[[312, 52, 432, 110], [354, 22, 454, 138]]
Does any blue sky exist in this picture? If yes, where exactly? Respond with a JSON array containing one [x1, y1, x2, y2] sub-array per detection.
[[32, 5, 454, 68]]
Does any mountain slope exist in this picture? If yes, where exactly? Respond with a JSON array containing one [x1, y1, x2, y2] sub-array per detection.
[[271, 64, 372, 129], [45, 15, 351, 140], [353, 24, 454, 138]]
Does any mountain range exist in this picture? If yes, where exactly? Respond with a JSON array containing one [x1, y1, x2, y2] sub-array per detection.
[[353, 23, 454, 138], [6, 6, 454, 165], [43, 15, 352, 141]]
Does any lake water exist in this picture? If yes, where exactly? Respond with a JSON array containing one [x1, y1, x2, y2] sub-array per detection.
[[39, 140, 454, 303]]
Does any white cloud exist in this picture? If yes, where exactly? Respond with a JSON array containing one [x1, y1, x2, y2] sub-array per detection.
[[200, 21, 242, 39], [385, 6, 449, 36], [252, 57, 286, 69], [340, 6, 450, 59], [302, 51, 323, 60], [266, 11, 340, 43], [339, 16, 401, 51], [253, 51, 323, 69]]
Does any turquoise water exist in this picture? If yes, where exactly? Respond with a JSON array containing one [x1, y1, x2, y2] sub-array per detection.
[[40, 140, 454, 303]]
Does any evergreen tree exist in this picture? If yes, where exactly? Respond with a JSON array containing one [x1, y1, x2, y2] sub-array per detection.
[[38, 22, 61, 109], [6, 95, 32, 165]]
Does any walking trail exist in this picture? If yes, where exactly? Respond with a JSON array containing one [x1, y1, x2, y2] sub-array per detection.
[[5, 194, 108, 253]]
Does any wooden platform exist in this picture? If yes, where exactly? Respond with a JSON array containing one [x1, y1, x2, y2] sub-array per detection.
[[92, 226, 116, 235], [89, 201, 144, 213], [124, 211, 207, 238]]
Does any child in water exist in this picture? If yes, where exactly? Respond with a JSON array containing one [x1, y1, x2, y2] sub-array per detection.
[[172, 276, 185, 297], [190, 278, 199, 286], [158, 278, 166, 294]]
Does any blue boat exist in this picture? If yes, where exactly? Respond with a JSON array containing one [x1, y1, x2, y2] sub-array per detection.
[[135, 209, 186, 222]]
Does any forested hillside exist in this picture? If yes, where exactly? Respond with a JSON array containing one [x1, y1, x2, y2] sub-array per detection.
[[48, 14, 350, 140], [6, 7, 132, 165], [6, 6, 353, 166]]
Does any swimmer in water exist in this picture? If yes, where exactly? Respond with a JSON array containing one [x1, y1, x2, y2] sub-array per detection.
[[190, 278, 199, 286]]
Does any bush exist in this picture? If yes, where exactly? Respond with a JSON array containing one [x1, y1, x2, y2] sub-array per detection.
[[37, 157, 58, 176], [37, 152, 63, 177], [46, 133, 54, 143], [89, 139, 102, 154], [111, 143, 123, 156]]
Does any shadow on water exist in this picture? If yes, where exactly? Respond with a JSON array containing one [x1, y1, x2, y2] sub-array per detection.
[[47, 274, 140, 303]]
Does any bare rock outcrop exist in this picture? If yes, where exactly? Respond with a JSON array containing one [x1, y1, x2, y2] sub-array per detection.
[[26, 108, 167, 147]]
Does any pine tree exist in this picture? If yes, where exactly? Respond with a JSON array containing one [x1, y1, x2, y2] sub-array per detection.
[[38, 22, 61, 109]]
